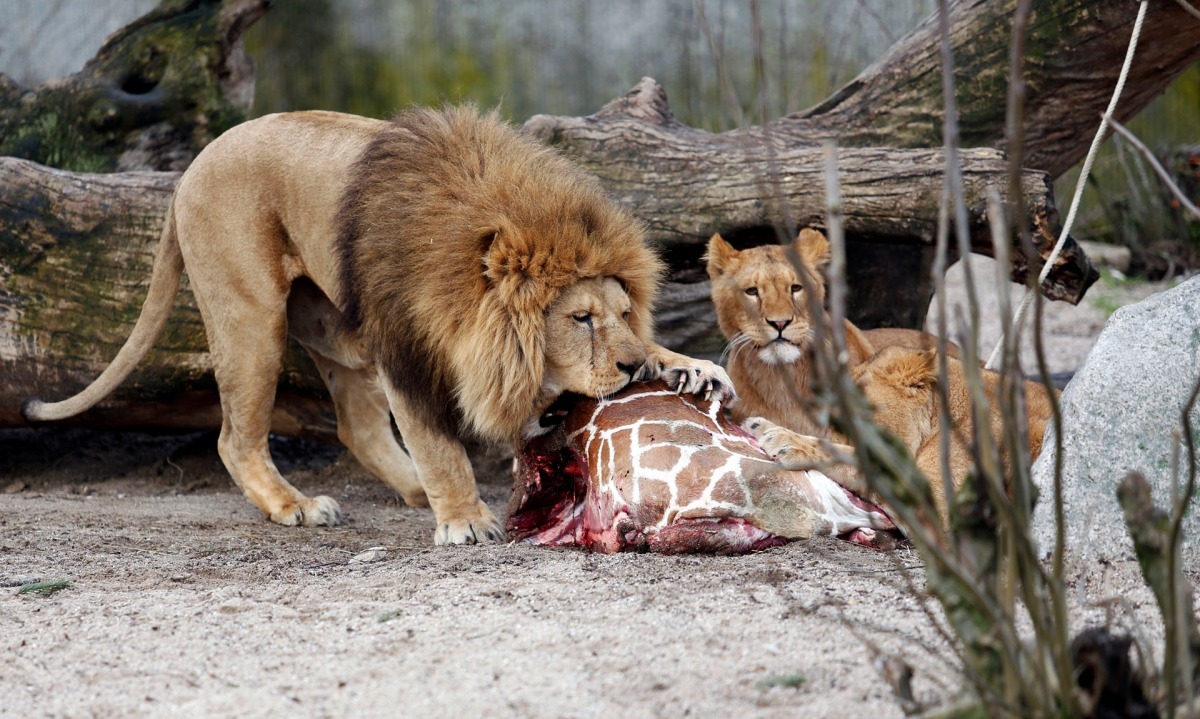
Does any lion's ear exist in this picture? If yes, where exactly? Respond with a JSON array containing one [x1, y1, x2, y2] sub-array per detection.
[[480, 229, 501, 283], [705, 233, 738, 279], [795, 228, 830, 271]]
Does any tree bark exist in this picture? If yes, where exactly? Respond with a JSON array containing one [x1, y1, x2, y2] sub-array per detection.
[[0, 0, 269, 173], [525, 78, 1097, 342], [0, 159, 335, 438], [776, 0, 1200, 179]]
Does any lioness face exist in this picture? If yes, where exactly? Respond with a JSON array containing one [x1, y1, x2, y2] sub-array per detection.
[[543, 277, 647, 400], [706, 230, 830, 366]]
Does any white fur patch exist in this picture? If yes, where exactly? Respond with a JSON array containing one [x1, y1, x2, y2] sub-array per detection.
[[758, 343, 801, 365]]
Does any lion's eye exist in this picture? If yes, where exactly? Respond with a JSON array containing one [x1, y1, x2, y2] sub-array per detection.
[[791, 284, 802, 294], [744, 287, 758, 297], [622, 310, 632, 321], [573, 312, 593, 325]]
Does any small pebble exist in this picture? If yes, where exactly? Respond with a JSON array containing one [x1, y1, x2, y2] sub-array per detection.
[[350, 547, 388, 564], [0, 576, 40, 588]]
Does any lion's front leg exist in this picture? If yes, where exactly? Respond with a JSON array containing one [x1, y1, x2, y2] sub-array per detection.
[[742, 416, 871, 498], [641, 342, 736, 402], [380, 380, 504, 546]]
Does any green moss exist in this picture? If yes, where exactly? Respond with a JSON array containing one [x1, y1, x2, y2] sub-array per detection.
[[17, 579, 71, 596], [0, 0, 247, 171], [756, 673, 806, 690]]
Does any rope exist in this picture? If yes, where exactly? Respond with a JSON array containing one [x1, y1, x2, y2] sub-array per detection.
[[984, 0, 1149, 370]]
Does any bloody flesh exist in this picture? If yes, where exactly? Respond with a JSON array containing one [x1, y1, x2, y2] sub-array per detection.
[[508, 381, 900, 554]]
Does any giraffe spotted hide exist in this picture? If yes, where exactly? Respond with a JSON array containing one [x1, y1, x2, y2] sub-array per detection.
[[507, 380, 900, 554]]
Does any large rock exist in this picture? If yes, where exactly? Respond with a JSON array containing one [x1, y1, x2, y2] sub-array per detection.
[[1032, 276, 1200, 564]]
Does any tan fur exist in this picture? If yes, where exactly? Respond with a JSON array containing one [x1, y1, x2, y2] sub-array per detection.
[[706, 229, 940, 436], [746, 346, 1056, 526], [24, 106, 731, 544]]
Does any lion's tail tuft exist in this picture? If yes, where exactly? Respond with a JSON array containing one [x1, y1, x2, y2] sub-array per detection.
[[22, 202, 186, 422]]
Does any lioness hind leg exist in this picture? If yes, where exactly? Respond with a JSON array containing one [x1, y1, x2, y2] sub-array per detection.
[[307, 353, 427, 507], [379, 380, 503, 545]]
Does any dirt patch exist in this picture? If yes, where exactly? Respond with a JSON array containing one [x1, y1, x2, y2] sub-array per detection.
[[0, 262, 1184, 717]]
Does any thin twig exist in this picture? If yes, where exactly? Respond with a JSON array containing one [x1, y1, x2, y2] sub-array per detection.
[[1108, 117, 1200, 223], [1175, 0, 1200, 22]]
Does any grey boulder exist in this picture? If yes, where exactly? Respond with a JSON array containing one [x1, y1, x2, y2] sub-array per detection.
[[1032, 276, 1200, 564]]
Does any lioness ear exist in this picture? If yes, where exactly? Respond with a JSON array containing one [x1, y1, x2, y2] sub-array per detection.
[[905, 348, 939, 391], [875, 347, 938, 394], [795, 228, 830, 271], [705, 233, 738, 279]]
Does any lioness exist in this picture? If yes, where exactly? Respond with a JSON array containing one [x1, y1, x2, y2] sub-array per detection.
[[23, 106, 732, 544], [706, 228, 946, 436], [746, 346, 1056, 524]]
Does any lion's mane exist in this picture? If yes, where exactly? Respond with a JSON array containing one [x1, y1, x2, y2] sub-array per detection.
[[337, 105, 664, 442]]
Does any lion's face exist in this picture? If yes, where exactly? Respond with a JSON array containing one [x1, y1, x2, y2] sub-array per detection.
[[541, 276, 647, 400], [850, 346, 938, 453], [706, 229, 831, 366]]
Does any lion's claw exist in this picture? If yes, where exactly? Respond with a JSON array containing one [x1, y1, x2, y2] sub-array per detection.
[[656, 359, 735, 403]]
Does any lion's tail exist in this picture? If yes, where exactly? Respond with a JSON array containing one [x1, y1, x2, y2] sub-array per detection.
[[22, 202, 185, 422]]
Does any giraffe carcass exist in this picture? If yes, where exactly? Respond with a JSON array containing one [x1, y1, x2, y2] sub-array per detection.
[[507, 381, 898, 554]]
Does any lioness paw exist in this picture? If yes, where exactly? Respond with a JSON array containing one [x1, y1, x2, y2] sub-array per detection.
[[434, 503, 505, 546], [742, 416, 776, 436], [742, 417, 817, 465], [270, 495, 342, 527]]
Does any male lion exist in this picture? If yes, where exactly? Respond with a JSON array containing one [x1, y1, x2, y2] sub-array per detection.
[[23, 106, 732, 545], [745, 346, 1055, 525], [706, 228, 945, 436]]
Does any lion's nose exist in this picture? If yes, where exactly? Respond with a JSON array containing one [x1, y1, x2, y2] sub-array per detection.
[[617, 361, 643, 379], [768, 318, 791, 333]]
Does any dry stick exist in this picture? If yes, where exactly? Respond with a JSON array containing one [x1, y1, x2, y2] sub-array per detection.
[[984, 192, 1025, 713], [936, 0, 1045, 711], [1172, 376, 1200, 715], [990, 190, 1074, 714], [935, 0, 1003, 488], [824, 143, 1028, 714], [1011, 0, 1074, 679], [986, 0, 1151, 371], [1176, 0, 1200, 22], [1108, 118, 1200, 223]]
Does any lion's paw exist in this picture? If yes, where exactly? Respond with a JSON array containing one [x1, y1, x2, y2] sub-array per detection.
[[742, 417, 818, 468], [434, 503, 505, 546], [655, 358, 736, 403], [270, 495, 343, 527]]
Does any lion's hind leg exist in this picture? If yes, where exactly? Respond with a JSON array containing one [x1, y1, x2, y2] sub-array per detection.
[[190, 280, 341, 527], [308, 354, 428, 508]]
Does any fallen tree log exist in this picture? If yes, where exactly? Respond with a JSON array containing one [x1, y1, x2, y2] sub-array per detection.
[[771, 0, 1200, 178], [0, 0, 269, 172], [8, 0, 1198, 435], [525, 78, 1096, 339], [0, 127, 1078, 436]]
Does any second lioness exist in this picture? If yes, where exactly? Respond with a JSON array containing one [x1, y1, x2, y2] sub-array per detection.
[[746, 346, 1056, 524]]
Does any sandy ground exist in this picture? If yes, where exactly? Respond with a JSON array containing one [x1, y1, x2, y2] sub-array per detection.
[[0, 257, 1189, 718]]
